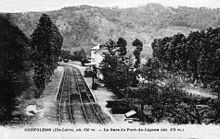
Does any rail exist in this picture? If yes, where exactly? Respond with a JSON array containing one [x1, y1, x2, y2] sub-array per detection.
[[73, 67, 104, 125]]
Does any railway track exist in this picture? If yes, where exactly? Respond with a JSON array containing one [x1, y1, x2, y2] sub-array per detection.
[[72, 67, 104, 125], [57, 67, 75, 125], [56, 65, 104, 125]]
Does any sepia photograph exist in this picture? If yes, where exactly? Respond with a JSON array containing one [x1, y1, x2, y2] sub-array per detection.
[[0, 0, 220, 138]]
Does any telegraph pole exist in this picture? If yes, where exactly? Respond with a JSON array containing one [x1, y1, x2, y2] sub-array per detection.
[[92, 65, 97, 90]]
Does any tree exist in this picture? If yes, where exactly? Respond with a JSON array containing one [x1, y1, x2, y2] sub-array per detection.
[[100, 38, 137, 96], [152, 27, 220, 89], [31, 14, 63, 98], [116, 37, 127, 56], [140, 58, 163, 82], [0, 15, 30, 123], [132, 39, 143, 68], [61, 49, 71, 60]]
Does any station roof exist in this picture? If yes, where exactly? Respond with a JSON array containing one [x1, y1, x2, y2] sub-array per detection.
[[91, 45, 101, 50]]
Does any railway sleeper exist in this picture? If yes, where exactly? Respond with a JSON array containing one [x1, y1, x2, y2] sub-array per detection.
[[71, 91, 79, 94], [62, 93, 70, 98], [83, 102, 96, 105], [70, 94, 80, 99], [66, 102, 81, 106], [79, 88, 86, 92]]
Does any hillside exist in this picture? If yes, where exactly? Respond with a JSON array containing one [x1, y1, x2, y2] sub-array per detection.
[[3, 3, 220, 57]]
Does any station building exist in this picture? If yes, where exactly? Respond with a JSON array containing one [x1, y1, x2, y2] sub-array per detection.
[[85, 44, 105, 80], [90, 44, 104, 67]]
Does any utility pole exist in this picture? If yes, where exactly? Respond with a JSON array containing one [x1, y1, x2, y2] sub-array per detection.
[[92, 65, 97, 90]]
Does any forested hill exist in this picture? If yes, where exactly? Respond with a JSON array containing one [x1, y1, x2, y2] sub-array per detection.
[[3, 3, 220, 57]]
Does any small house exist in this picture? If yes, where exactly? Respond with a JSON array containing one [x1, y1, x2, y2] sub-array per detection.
[[90, 44, 104, 67]]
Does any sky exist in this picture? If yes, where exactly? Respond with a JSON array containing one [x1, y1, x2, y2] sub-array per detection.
[[1, 0, 220, 13]]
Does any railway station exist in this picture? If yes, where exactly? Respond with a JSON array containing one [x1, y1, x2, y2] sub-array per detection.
[[1, 2, 220, 139], [55, 64, 108, 125]]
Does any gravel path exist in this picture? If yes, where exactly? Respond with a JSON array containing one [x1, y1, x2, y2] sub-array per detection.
[[33, 66, 64, 125]]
